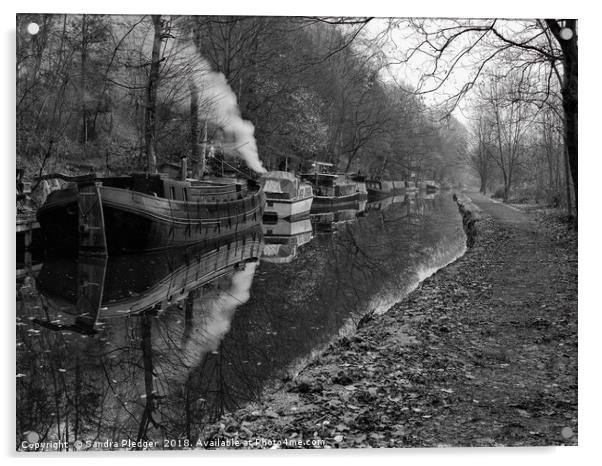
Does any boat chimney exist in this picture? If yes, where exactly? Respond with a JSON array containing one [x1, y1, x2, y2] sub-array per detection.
[[181, 156, 188, 181]]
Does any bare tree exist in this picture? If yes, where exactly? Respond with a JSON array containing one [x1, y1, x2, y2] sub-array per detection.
[[467, 115, 496, 193], [395, 18, 577, 210], [475, 73, 534, 200]]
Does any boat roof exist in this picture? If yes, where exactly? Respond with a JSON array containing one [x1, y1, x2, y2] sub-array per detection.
[[261, 171, 301, 195], [262, 171, 299, 182]]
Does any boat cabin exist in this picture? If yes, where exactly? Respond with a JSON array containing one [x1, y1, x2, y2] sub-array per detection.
[[61, 172, 248, 204], [158, 162, 182, 180], [299, 162, 358, 198], [261, 171, 313, 200]]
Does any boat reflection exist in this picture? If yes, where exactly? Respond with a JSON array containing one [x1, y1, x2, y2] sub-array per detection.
[[365, 192, 440, 215], [365, 194, 407, 212], [309, 199, 366, 233], [34, 227, 264, 334], [262, 217, 313, 263]]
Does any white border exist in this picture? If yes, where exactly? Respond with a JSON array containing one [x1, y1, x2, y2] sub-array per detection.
[[3, 2, 596, 465]]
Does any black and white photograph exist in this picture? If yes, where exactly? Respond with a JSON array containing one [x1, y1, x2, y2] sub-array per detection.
[[12, 3, 583, 457]]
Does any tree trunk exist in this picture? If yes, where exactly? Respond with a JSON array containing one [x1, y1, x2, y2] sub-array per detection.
[[144, 15, 163, 173], [562, 24, 578, 213], [80, 15, 88, 150], [546, 19, 578, 213], [563, 79, 578, 213], [564, 144, 573, 218], [189, 80, 201, 177], [502, 170, 509, 201], [479, 175, 487, 194]]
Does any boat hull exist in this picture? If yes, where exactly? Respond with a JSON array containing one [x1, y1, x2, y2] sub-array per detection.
[[310, 192, 360, 213], [264, 195, 313, 221], [38, 184, 265, 255]]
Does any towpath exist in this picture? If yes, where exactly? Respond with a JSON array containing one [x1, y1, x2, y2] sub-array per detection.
[[200, 192, 578, 448]]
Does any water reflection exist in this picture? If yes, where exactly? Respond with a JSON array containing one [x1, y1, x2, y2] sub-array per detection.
[[16, 228, 263, 449], [16, 192, 466, 450], [262, 217, 313, 263], [35, 228, 264, 328], [310, 198, 366, 233], [365, 194, 406, 212]]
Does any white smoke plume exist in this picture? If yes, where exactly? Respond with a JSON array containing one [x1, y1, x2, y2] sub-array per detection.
[[152, 261, 259, 384], [174, 39, 266, 174]]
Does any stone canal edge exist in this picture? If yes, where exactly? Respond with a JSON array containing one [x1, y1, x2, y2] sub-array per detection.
[[199, 192, 578, 448]]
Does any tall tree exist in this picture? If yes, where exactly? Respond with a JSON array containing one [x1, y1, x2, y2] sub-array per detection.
[[144, 15, 165, 173], [545, 19, 577, 208], [468, 115, 497, 193], [475, 73, 534, 200]]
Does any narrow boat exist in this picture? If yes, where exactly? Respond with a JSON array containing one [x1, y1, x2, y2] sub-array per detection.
[[300, 162, 359, 212], [365, 179, 406, 199], [36, 168, 265, 256], [349, 172, 368, 199], [368, 180, 419, 196], [260, 171, 313, 222]]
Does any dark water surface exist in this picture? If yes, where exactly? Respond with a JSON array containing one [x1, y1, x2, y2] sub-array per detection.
[[16, 193, 465, 450]]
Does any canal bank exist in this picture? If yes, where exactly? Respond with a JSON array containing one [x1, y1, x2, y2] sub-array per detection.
[[201, 191, 577, 448]]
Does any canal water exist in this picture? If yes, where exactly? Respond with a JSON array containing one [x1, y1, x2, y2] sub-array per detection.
[[16, 192, 466, 449]]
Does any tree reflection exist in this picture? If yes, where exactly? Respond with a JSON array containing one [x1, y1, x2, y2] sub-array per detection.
[[16, 230, 262, 449]]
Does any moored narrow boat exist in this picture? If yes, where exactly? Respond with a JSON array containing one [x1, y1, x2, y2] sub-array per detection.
[[300, 162, 360, 212], [260, 171, 313, 221], [37, 172, 265, 256], [366, 179, 407, 199]]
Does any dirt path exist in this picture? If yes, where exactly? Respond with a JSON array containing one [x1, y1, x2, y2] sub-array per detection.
[[200, 192, 578, 448]]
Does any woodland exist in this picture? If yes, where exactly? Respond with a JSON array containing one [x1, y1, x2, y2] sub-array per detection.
[[17, 15, 576, 212]]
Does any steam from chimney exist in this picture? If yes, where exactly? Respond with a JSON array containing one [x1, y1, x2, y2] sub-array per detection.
[[176, 40, 266, 174]]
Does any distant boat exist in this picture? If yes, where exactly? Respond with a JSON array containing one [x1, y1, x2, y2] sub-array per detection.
[[348, 172, 368, 199], [365, 179, 406, 199], [36, 166, 265, 256], [300, 162, 359, 211], [260, 171, 313, 222]]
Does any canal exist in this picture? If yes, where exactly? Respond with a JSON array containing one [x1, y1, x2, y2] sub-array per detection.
[[16, 192, 466, 449]]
